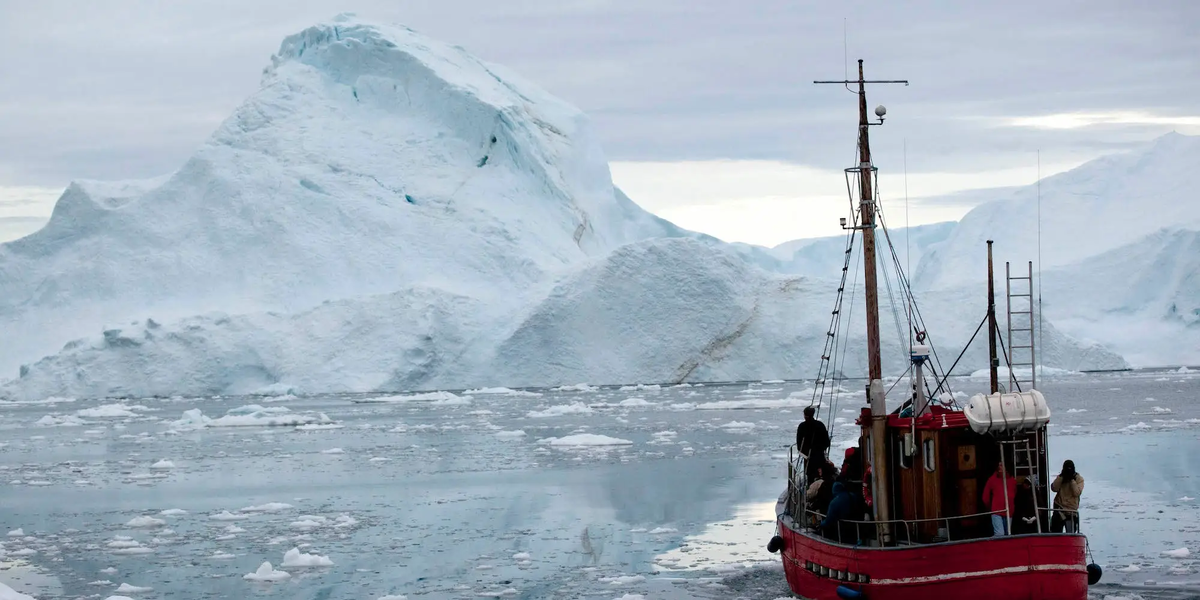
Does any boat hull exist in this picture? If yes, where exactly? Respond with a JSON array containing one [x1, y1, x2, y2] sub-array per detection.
[[776, 497, 1088, 600]]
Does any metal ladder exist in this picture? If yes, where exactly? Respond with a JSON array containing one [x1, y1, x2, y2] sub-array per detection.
[[1005, 261, 1037, 392]]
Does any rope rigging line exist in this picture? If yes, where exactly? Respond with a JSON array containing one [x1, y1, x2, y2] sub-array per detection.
[[932, 311, 989, 398]]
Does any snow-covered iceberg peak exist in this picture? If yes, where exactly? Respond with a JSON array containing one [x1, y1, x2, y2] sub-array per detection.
[[234, 13, 628, 253], [0, 15, 681, 377]]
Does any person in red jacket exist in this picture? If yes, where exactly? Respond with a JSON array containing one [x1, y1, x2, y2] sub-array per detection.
[[982, 461, 1017, 536]]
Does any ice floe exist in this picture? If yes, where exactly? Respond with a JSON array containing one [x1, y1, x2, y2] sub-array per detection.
[[243, 561, 290, 582]]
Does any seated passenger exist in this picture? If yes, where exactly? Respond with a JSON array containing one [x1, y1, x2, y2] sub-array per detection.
[[806, 462, 838, 511], [819, 482, 856, 542]]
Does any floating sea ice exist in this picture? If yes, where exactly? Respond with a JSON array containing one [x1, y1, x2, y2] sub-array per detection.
[[89, 580, 112, 586], [613, 595, 646, 600], [289, 516, 328, 530], [552, 383, 599, 392], [512, 552, 531, 561], [333, 515, 358, 528], [149, 460, 174, 470], [320, 448, 345, 454], [125, 516, 166, 528], [35, 414, 86, 427], [618, 398, 652, 407], [720, 421, 757, 432], [209, 511, 249, 521], [1161, 547, 1190, 558], [243, 561, 290, 582], [7, 529, 23, 537], [100, 567, 118, 574], [648, 527, 678, 534], [477, 589, 518, 598], [210, 551, 236, 560], [240, 503, 293, 513], [1181, 496, 1195, 501], [103, 596, 135, 600], [1115, 564, 1141, 572], [282, 547, 334, 567], [527, 403, 594, 418], [494, 430, 526, 439], [543, 434, 632, 446], [464, 387, 541, 397], [115, 583, 153, 593], [159, 509, 187, 516], [378, 596, 407, 600], [224, 525, 246, 534], [601, 575, 646, 585], [77, 404, 142, 418]]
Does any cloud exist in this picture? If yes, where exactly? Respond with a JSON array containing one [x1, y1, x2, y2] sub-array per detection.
[[0, 0, 1196, 244]]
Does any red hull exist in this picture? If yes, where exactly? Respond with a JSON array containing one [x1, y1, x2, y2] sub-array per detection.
[[776, 499, 1088, 600]]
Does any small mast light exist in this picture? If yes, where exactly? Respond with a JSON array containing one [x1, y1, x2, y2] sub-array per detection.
[[875, 105, 887, 118], [840, 217, 847, 228]]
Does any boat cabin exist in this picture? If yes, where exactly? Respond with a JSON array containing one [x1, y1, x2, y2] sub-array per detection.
[[806, 389, 1053, 546]]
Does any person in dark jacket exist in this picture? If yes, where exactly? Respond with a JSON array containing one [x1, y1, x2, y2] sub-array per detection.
[[796, 406, 830, 481], [1012, 477, 1039, 535], [820, 481, 856, 542]]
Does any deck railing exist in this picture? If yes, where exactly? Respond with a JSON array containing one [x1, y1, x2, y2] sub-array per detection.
[[785, 445, 1085, 545]]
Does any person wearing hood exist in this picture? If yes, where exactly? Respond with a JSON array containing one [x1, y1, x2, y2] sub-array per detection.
[[1051, 459, 1085, 533], [819, 481, 856, 542]]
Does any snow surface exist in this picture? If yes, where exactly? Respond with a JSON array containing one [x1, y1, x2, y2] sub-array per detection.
[[0, 16, 1131, 401]]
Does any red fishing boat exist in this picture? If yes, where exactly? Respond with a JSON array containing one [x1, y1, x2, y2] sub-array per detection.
[[767, 60, 1102, 600]]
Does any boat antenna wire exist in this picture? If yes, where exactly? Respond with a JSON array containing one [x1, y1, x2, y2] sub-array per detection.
[[904, 139, 911, 344], [1037, 150, 1043, 383], [932, 312, 988, 397]]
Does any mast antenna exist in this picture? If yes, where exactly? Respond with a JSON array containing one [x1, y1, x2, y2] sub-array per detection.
[[815, 60, 907, 545], [1036, 150, 1043, 386]]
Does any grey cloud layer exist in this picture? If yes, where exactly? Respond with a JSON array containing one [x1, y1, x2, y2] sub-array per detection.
[[0, 0, 1196, 186]]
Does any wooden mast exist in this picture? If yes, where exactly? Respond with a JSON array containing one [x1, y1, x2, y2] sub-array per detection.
[[816, 59, 907, 545], [987, 240, 1000, 394], [853, 60, 893, 540]]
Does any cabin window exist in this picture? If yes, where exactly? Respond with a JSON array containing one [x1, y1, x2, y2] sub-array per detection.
[[923, 439, 936, 472], [899, 434, 913, 469]]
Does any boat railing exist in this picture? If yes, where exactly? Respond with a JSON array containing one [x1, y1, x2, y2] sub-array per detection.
[[1035, 506, 1084, 533], [807, 509, 1034, 546]]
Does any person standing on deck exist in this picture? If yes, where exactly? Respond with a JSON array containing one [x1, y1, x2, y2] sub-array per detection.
[[982, 462, 1017, 536], [795, 406, 830, 481], [1051, 459, 1085, 533]]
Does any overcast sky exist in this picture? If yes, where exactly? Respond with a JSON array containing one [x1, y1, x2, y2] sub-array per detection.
[[1, 0, 1197, 245]]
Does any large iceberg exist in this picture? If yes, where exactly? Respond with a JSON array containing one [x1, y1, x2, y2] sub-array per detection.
[[0, 14, 692, 378], [0, 16, 1129, 400]]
